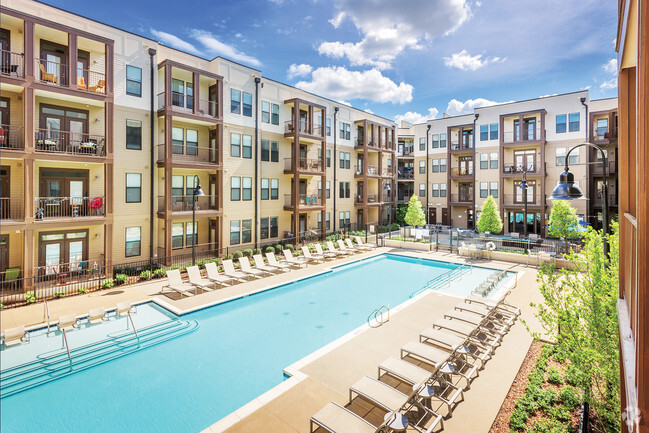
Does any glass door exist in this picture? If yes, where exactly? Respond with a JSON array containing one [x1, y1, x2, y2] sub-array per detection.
[[68, 241, 84, 271], [44, 243, 62, 275], [69, 119, 84, 151], [208, 85, 218, 117]]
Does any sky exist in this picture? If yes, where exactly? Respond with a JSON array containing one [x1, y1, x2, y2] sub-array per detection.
[[43, 0, 619, 124]]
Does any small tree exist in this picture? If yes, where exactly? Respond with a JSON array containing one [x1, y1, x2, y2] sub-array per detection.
[[396, 202, 408, 226], [548, 199, 581, 255], [404, 194, 426, 227], [477, 195, 503, 234]]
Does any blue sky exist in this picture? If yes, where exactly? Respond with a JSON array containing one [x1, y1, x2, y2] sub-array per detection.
[[44, 0, 618, 123]]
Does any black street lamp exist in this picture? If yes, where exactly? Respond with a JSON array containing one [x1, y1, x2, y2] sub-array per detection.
[[520, 170, 528, 238], [191, 175, 205, 266], [549, 143, 609, 262], [384, 181, 391, 226]]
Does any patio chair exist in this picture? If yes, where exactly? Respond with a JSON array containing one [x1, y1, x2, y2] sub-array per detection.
[[89, 79, 105, 93], [186, 265, 215, 292], [252, 254, 282, 275], [222, 259, 252, 281], [454, 302, 516, 330], [283, 249, 308, 268], [88, 307, 108, 324], [265, 252, 292, 272], [464, 292, 521, 318], [353, 236, 376, 250], [77, 76, 87, 91], [116, 302, 136, 316], [301, 246, 325, 263], [432, 318, 502, 349], [344, 238, 363, 252], [400, 341, 451, 371], [58, 314, 79, 331], [238, 256, 267, 278], [326, 241, 352, 256], [309, 402, 377, 433], [337, 239, 359, 254], [314, 243, 337, 259], [38, 61, 58, 84], [163, 269, 197, 298], [419, 327, 492, 367], [2, 326, 30, 346], [204, 262, 236, 287]]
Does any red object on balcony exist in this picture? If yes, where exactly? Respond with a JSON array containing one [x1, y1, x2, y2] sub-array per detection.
[[88, 197, 103, 215], [604, 132, 609, 138]]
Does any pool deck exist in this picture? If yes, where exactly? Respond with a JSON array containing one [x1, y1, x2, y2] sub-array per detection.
[[0, 248, 547, 433]]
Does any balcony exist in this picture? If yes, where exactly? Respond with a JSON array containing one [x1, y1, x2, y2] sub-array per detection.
[[450, 167, 473, 178], [382, 168, 394, 177], [157, 92, 219, 119], [354, 194, 381, 205], [450, 193, 472, 205], [284, 193, 324, 210], [283, 158, 324, 174], [502, 161, 543, 176], [35, 196, 105, 220], [591, 126, 618, 143], [0, 197, 24, 221], [449, 141, 473, 152], [502, 194, 541, 207], [592, 160, 617, 176], [592, 192, 618, 207], [397, 169, 414, 180], [158, 195, 219, 214], [0, 125, 25, 150], [75, 68, 106, 95], [1, 50, 25, 78], [355, 165, 380, 177], [502, 125, 544, 144], [157, 144, 219, 165], [398, 148, 415, 157], [284, 120, 323, 137], [35, 129, 106, 157], [35, 58, 68, 87]]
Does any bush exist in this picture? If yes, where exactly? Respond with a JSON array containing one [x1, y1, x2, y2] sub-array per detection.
[[514, 394, 539, 415], [265, 246, 275, 254], [233, 250, 243, 259], [53, 290, 65, 298], [534, 387, 558, 412], [114, 273, 128, 285], [509, 407, 529, 431], [77, 287, 89, 294], [274, 244, 283, 255], [253, 248, 261, 255], [564, 364, 582, 387], [224, 254, 233, 261], [196, 259, 208, 269], [101, 278, 115, 289], [140, 270, 152, 281], [547, 367, 563, 385], [25, 291, 37, 303], [243, 249, 253, 257], [548, 405, 572, 422], [284, 244, 294, 251], [558, 385, 579, 408], [153, 268, 167, 279]]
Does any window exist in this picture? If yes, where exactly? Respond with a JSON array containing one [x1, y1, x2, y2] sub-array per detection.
[[339, 182, 350, 198], [419, 184, 425, 197], [340, 122, 351, 140], [490, 123, 498, 140], [261, 101, 270, 123], [185, 221, 197, 247], [125, 227, 141, 257], [242, 177, 252, 201], [339, 152, 350, 169], [126, 119, 142, 150], [480, 182, 488, 198], [242, 135, 252, 159], [261, 178, 269, 200], [230, 133, 241, 157], [125, 173, 141, 203], [271, 179, 279, 200], [490, 152, 498, 169], [260, 217, 269, 239], [326, 149, 331, 167], [172, 175, 184, 197], [326, 118, 331, 136], [271, 104, 279, 125], [185, 175, 198, 196], [480, 124, 488, 141], [271, 141, 279, 162], [432, 134, 439, 148], [339, 211, 351, 228], [440, 133, 447, 148], [126, 65, 142, 97], [260, 216, 278, 239], [440, 158, 447, 172], [242, 219, 252, 243], [339, 122, 345, 139], [432, 159, 439, 173], [569, 112, 580, 132], [556, 148, 578, 166], [339, 151, 345, 168], [440, 183, 447, 197], [242, 92, 252, 117], [556, 114, 567, 133], [345, 153, 350, 169], [480, 153, 488, 169], [172, 79, 185, 107], [231, 176, 241, 201], [261, 139, 270, 161], [490, 181, 498, 198], [419, 137, 425, 151], [596, 118, 608, 138], [326, 181, 330, 198], [230, 89, 241, 114], [230, 220, 240, 245], [419, 160, 425, 174], [172, 222, 184, 249], [172, 127, 184, 154], [186, 129, 198, 156], [432, 183, 439, 197], [270, 217, 278, 238]]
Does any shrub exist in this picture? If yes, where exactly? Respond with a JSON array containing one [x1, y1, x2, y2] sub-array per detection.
[[253, 248, 261, 255], [284, 244, 294, 252], [114, 273, 128, 285], [140, 270, 152, 281], [274, 244, 283, 255], [265, 246, 275, 254], [153, 268, 167, 279], [477, 195, 503, 234], [509, 407, 529, 431], [25, 291, 37, 303], [548, 405, 572, 422], [101, 278, 115, 289], [53, 290, 65, 298], [558, 385, 579, 408], [196, 259, 208, 269], [547, 367, 563, 385], [564, 364, 582, 387], [224, 254, 233, 261], [243, 248, 253, 257], [77, 287, 89, 294], [233, 250, 243, 259], [514, 393, 539, 415], [534, 387, 558, 412], [552, 345, 568, 364]]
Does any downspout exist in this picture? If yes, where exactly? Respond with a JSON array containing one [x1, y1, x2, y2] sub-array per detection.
[[148, 48, 156, 265], [473, 113, 479, 230], [254, 76, 261, 248], [426, 124, 431, 224], [333, 106, 339, 232]]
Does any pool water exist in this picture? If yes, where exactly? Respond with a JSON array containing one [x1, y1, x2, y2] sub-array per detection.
[[0, 254, 514, 432]]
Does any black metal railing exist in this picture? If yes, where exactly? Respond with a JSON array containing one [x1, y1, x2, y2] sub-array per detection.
[[35, 129, 106, 156], [0, 124, 25, 150], [0, 197, 24, 220], [1, 50, 24, 77], [35, 196, 105, 219]]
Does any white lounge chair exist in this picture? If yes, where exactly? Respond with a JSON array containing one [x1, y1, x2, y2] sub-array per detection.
[[464, 292, 521, 317], [454, 302, 516, 330], [222, 259, 251, 281], [265, 252, 292, 271], [2, 326, 29, 346], [344, 238, 363, 252], [314, 243, 337, 259], [283, 249, 308, 268], [116, 302, 136, 317], [58, 314, 79, 331], [337, 239, 359, 254], [301, 246, 325, 263], [187, 265, 215, 292], [88, 307, 107, 324], [326, 241, 351, 256], [310, 402, 377, 433], [238, 257, 267, 278], [164, 269, 197, 298], [354, 236, 376, 250], [252, 254, 281, 275], [432, 318, 502, 348], [204, 262, 236, 287], [419, 327, 492, 367]]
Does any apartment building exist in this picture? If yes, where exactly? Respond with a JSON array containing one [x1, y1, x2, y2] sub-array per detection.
[[0, 0, 396, 284], [397, 91, 619, 236]]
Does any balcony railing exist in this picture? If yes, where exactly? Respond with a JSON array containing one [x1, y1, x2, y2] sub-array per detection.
[[35, 58, 68, 86], [158, 195, 219, 213], [0, 125, 25, 150], [35, 129, 106, 156], [356, 165, 379, 176], [398, 147, 414, 157], [35, 196, 105, 220], [397, 169, 414, 180], [592, 126, 617, 142], [450, 167, 473, 177], [284, 121, 323, 137], [502, 162, 541, 175], [592, 160, 617, 176], [157, 92, 219, 118], [354, 194, 380, 204], [449, 141, 473, 151], [382, 192, 392, 203], [502, 194, 540, 206], [157, 144, 218, 164], [503, 125, 543, 144], [1, 50, 25, 78], [593, 192, 618, 207], [75, 68, 106, 94], [284, 194, 323, 207], [0, 197, 24, 220], [382, 168, 394, 177], [284, 157, 323, 173], [450, 193, 472, 203]]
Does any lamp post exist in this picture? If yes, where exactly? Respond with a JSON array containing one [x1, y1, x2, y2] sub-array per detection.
[[520, 170, 528, 238], [384, 182, 391, 226], [549, 142, 609, 262], [191, 175, 205, 266]]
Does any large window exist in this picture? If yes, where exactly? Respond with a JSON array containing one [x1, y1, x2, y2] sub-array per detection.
[[480, 124, 488, 141], [339, 152, 351, 169], [270, 216, 278, 238], [432, 159, 439, 173], [271, 141, 279, 162], [339, 181, 350, 198], [260, 216, 279, 239], [261, 139, 270, 161], [185, 221, 197, 247], [242, 92, 252, 117], [186, 129, 198, 156], [185, 175, 198, 196], [490, 181, 498, 198], [242, 219, 252, 243], [231, 176, 241, 201], [440, 158, 447, 172], [126, 119, 142, 150], [125, 173, 141, 203], [432, 183, 439, 197], [230, 89, 241, 114], [440, 183, 447, 197], [419, 184, 425, 197], [172, 223, 184, 249], [490, 152, 498, 169], [125, 226, 141, 257], [242, 177, 252, 201], [242, 134, 252, 159], [126, 65, 142, 97], [490, 123, 498, 140], [261, 101, 270, 123], [419, 160, 425, 174], [172, 127, 184, 154], [339, 122, 351, 140], [480, 182, 488, 198], [556, 114, 567, 133], [480, 153, 488, 169], [230, 220, 240, 245], [339, 211, 350, 229], [440, 133, 447, 148], [230, 133, 241, 157], [556, 147, 578, 166], [261, 178, 269, 200], [271, 179, 279, 200], [568, 112, 580, 132], [260, 217, 269, 239], [432, 134, 439, 148], [172, 175, 184, 197], [271, 103, 279, 125], [419, 137, 425, 151]]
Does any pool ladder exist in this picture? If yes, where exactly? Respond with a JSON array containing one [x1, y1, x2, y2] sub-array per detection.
[[367, 305, 390, 328]]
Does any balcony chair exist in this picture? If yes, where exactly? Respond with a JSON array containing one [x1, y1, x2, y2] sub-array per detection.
[[89, 79, 105, 93], [38, 61, 58, 84], [77, 76, 87, 91]]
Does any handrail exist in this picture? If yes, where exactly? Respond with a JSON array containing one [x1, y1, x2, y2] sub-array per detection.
[[44, 301, 51, 334], [411, 264, 472, 298], [367, 305, 390, 327], [61, 329, 72, 372], [127, 311, 141, 348]]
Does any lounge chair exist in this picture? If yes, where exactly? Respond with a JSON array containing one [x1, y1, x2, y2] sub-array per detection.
[[354, 236, 376, 250], [222, 259, 251, 281], [58, 314, 79, 331], [301, 246, 325, 263], [314, 243, 337, 259], [77, 76, 86, 90], [238, 257, 267, 278], [88, 307, 107, 324], [344, 238, 363, 252], [419, 327, 492, 367], [337, 239, 359, 254], [454, 302, 516, 330], [204, 262, 236, 287], [187, 265, 216, 292], [283, 249, 308, 268], [252, 254, 281, 275], [432, 318, 502, 348], [164, 269, 197, 298], [464, 292, 521, 317], [400, 341, 450, 370], [38, 61, 58, 84], [116, 302, 136, 316], [310, 402, 377, 433], [2, 326, 29, 346], [265, 252, 292, 272], [326, 241, 352, 256], [444, 309, 509, 335]]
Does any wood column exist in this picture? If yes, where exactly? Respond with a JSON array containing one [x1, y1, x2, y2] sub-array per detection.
[[292, 105, 300, 238], [68, 33, 77, 90], [193, 72, 199, 115], [24, 20, 34, 83]]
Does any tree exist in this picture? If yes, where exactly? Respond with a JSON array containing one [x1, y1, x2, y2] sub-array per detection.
[[548, 199, 581, 255], [404, 195, 426, 227], [477, 195, 503, 234], [396, 202, 408, 226], [528, 224, 620, 432]]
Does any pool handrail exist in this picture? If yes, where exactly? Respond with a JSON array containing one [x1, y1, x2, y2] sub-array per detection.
[[127, 311, 141, 348], [61, 328, 72, 372]]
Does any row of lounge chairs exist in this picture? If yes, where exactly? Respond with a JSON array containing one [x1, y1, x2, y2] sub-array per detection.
[[163, 237, 377, 299], [310, 292, 521, 433], [472, 270, 508, 296]]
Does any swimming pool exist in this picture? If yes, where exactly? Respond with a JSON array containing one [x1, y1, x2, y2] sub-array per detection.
[[0, 254, 515, 432]]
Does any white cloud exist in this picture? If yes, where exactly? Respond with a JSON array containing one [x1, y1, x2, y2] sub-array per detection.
[[443, 49, 505, 71], [189, 29, 261, 67], [287, 63, 313, 79], [394, 108, 439, 125], [150, 29, 200, 55], [295, 67, 413, 104], [445, 98, 507, 116], [603, 58, 617, 74], [600, 78, 617, 90], [319, 0, 471, 69]]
